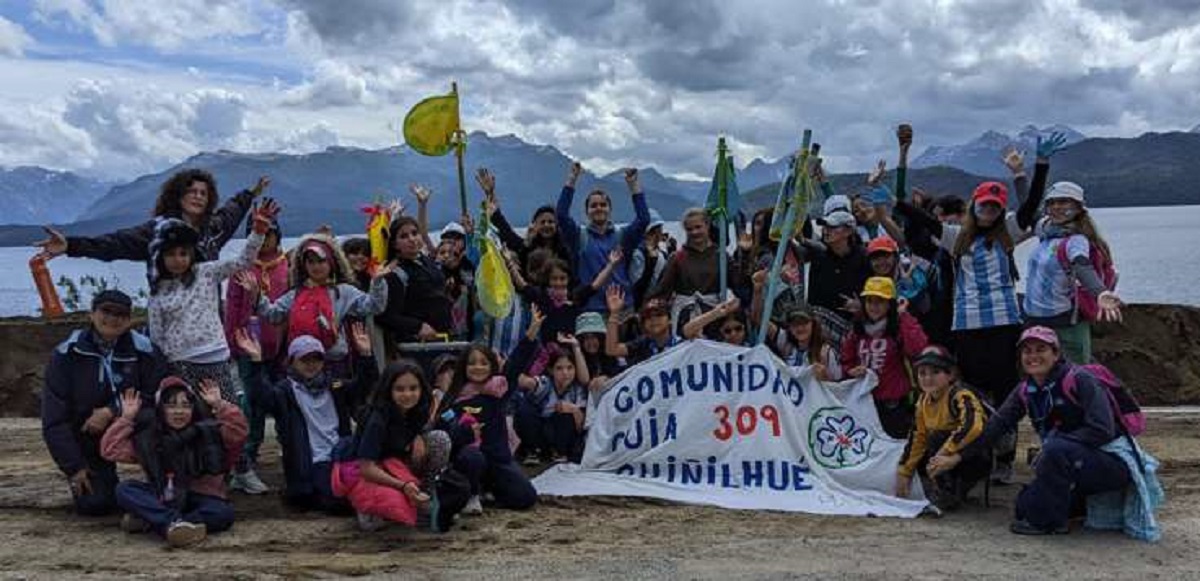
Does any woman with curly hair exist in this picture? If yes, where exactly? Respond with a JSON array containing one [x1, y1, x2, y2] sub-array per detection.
[[35, 169, 271, 264]]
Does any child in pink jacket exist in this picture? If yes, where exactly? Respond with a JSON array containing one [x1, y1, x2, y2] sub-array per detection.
[[101, 377, 247, 548], [842, 277, 928, 439]]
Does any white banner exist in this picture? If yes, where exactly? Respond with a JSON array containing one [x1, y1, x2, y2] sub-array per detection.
[[533, 340, 929, 517]]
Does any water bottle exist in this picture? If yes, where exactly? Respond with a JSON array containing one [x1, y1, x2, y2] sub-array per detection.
[[29, 256, 64, 318], [162, 473, 175, 502]]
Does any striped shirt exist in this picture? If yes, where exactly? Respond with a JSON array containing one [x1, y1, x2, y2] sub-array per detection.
[[1024, 226, 1090, 319], [938, 213, 1030, 330]]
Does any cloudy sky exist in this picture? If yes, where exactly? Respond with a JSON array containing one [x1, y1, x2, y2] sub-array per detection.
[[1, 0, 1198, 181]]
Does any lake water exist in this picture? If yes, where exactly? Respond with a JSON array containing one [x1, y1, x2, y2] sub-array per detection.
[[0, 205, 1196, 316]]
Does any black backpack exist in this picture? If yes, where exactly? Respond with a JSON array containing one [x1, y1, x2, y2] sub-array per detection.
[[428, 467, 471, 533]]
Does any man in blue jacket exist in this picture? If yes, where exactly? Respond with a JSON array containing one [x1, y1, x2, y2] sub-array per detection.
[[41, 290, 166, 515], [556, 163, 651, 313]]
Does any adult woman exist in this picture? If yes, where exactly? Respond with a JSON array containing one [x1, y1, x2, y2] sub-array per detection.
[[476, 168, 573, 277], [35, 169, 269, 264], [1023, 181, 1122, 363], [375, 215, 453, 343]]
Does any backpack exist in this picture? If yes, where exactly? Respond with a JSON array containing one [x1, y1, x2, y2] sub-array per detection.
[[1017, 364, 1145, 437], [427, 467, 471, 533], [1055, 236, 1118, 322], [289, 286, 338, 349]]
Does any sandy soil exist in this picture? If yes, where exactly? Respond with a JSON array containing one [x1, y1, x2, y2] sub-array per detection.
[[0, 412, 1196, 580]]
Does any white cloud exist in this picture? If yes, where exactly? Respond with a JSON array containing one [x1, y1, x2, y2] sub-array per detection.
[[0, 16, 33, 56], [33, 0, 266, 50]]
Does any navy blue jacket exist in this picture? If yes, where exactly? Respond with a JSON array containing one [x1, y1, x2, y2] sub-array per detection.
[[445, 338, 536, 464], [972, 360, 1117, 455], [249, 356, 377, 502], [41, 328, 166, 476]]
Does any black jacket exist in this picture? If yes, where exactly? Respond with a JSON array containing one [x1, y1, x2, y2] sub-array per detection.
[[250, 356, 377, 502], [66, 189, 255, 263], [806, 242, 870, 319], [375, 256, 453, 342], [41, 328, 166, 476]]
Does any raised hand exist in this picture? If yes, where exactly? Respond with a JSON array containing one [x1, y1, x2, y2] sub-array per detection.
[[897, 124, 913, 151], [33, 226, 68, 259], [1036, 132, 1068, 159], [120, 389, 142, 420], [233, 270, 259, 295], [557, 332, 579, 348], [624, 168, 641, 193], [607, 247, 623, 265], [475, 168, 496, 197], [251, 176, 271, 197], [567, 161, 583, 186], [867, 159, 886, 185], [388, 198, 405, 217], [410, 184, 432, 205], [234, 327, 263, 362], [527, 304, 546, 339], [251, 198, 280, 234], [718, 296, 741, 315], [349, 320, 372, 356], [460, 213, 475, 236], [751, 268, 768, 289], [1002, 146, 1026, 175], [198, 379, 222, 408], [605, 285, 626, 314]]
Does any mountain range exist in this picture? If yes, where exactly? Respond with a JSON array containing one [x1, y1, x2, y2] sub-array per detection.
[[1, 126, 1199, 246]]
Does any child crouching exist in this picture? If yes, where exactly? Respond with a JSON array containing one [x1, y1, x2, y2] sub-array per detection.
[[102, 378, 247, 548], [896, 345, 990, 512]]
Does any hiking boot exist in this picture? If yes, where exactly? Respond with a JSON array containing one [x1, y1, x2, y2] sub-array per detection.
[[1009, 519, 1069, 536], [990, 462, 1015, 485], [120, 513, 149, 534], [463, 495, 483, 516], [356, 512, 386, 532], [230, 469, 270, 495], [166, 521, 207, 548]]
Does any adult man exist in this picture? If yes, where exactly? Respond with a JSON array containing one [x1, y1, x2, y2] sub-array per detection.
[[556, 163, 650, 313], [41, 290, 167, 515]]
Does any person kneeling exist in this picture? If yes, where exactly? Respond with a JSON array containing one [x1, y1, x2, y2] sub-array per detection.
[[895, 346, 990, 512], [102, 378, 247, 548]]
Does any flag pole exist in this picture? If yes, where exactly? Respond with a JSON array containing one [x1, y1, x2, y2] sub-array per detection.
[[452, 82, 467, 217], [717, 137, 729, 301], [756, 129, 812, 345]]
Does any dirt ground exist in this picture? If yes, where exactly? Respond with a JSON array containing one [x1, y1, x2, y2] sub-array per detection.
[[0, 412, 1196, 580]]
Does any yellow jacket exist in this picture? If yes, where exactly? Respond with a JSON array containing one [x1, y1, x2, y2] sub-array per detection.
[[898, 385, 988, 478]]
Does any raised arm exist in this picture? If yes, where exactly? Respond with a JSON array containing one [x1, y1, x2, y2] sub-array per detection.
[[411, 184, 436, 253], [683, 297, 739, 340], [555, 162, 583, 256], [206, 176, 267, 253], [604, 286, 630, 359], [619, 168, 651, 254], [895, 124, 912, 202]]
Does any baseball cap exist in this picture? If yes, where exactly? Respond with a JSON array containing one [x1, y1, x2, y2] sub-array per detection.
[[1017, 326, 1061, 350], [646, 209, 665, 232], [288, 335, 326, 359], [785, 304, 815, 323], [1045, 181, 1085, 205], [860, 276, 897, 300], [866, 237, 899, 256], [440, 222, 467, 239], [913, 345, 957, 371], [820, 210, 856, 228], [972, 182, 1008, 208], [301, 241, 329, 260], [92, 289, 133, 313]]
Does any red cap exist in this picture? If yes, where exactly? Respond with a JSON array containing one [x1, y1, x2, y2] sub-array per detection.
[[866, 237, 899, 255], [972, 181, 1008, 208]]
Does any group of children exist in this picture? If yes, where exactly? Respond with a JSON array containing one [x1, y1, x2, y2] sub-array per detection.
[[34, 122, 1156, 546]]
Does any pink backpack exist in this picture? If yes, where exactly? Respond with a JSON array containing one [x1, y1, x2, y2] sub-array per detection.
[[1055, 237, 1117, 322], [1018, 363, 1145, 437]]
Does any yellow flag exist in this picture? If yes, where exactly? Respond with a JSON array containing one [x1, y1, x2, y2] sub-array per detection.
[[476, 237, 514, 319], [403, 93, 459, 156]]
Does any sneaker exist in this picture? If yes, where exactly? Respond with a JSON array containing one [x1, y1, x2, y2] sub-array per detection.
[[463, 495, 483, 516], [166, 521, 207, 548], [990, 462, 1015, 485], [1009, 519, 1069, 536], [230, 469, 270, 495], [521, 455, 542, 467], [920, 504, 944, 519], [120, 513, 149, 534], [356, 512, 386, 532]]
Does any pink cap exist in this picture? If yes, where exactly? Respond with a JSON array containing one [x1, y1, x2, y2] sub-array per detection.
[[1017, 326, 1060, 350]]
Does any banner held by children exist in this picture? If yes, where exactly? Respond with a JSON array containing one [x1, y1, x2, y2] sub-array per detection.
[[533, 340, 929, 517]]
